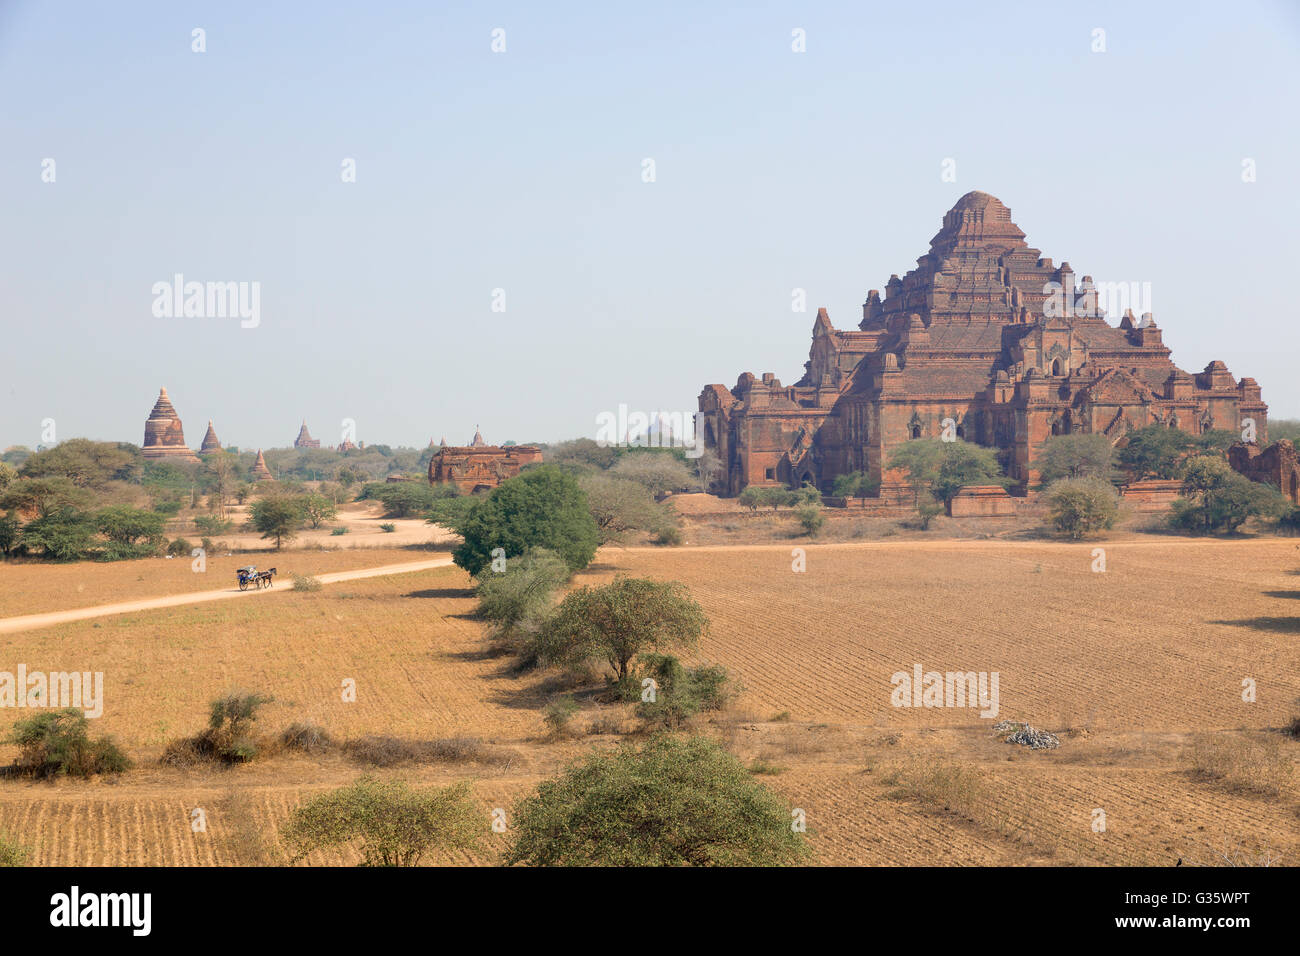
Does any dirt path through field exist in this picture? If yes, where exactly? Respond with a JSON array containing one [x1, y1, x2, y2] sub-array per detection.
[[0, 557, 454, 635], [1, 534, 1289, 636]]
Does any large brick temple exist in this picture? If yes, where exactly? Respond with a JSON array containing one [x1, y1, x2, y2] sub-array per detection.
[[698, 192, 1268, 496], [428, 429, 542, 493]]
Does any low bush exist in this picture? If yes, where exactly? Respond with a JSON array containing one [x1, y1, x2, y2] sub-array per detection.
[[6, 709, 131, 778], [161, 692, 274, 766], [281, 722, 333, 754]]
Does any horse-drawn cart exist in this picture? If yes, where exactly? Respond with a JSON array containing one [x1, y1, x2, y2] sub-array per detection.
[[236, 566, 277, 590]]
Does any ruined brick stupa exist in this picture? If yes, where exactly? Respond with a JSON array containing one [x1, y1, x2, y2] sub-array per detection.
[[141, 387, 200, 463], [251, 449, 273, 481], [199, 420, 222, 455]]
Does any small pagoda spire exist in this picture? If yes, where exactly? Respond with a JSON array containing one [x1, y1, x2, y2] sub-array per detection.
[[252, 449, 273, 481]]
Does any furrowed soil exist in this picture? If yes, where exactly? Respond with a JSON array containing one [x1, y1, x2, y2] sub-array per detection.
[[0, 536, 1296, 866]]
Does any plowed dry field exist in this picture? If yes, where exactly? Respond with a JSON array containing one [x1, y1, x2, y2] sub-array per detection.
[[0, 536, 1296, 866]]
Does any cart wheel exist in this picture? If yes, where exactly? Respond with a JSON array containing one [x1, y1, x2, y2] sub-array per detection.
[[239, 578, 249, 591]]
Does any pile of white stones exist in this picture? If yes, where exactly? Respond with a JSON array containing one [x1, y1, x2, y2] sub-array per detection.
[[992, 720, 1061, 750]]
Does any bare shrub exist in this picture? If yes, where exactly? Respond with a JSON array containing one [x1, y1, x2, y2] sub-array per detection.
[[1187, 733, 1294, 796]]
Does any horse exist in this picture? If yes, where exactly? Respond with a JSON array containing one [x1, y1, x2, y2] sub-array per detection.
[[256, 568, 277, 589]]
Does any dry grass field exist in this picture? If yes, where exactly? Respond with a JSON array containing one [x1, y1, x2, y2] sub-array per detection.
[[0, 546, 452, 618], [0, 536, 1296, 866]]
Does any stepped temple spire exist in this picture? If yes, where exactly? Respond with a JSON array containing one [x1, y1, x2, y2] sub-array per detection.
[[251, 449, 273, 481], [141, 387, 200, 462], [294, 421, 321, 449], [199, 420, 221, 455]]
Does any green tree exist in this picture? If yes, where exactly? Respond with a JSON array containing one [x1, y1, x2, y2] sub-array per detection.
[[1194, 429, 1242, 456], [1036, 434, 1117, 484], [1118, 424, 1194, 480], [795, 500, 825, 536], [250, 495, 304, 550], [505, 735, 809, 866], [534, 576, 707, 682], [1172, 456, 1286, 533], [94, 505, 165, 547], [635, 654, 735, 729], [577, 473, 664, 544], [0, 462, 16, 491], [610, 452, 694, 497], [738, 486, 763, 511], [545, 438, 618, 470], [300, 493, 338, 529], [0, 476, 93, 519], [282, 777, 480, 866], [18, 438, 140, 488], [21, 507, 96, 561], [832, 470, 879, 498], [887, 440, 944, 506], [362, 481, 445, 518], [453, 466, 598, 576], [1045, 477, 1120, 539], [474, 547, 570, 651], [6, 709, 130, 777], [888, 439, 1007, 507], [932, 441, 1007, 505]]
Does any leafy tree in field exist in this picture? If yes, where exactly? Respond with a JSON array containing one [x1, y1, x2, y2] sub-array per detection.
[[474, 548, 570, 653], [832, 470, 879, 498], [0, 462, 16, 490], [635, 653, 736, 729], [141, 459, 199, 494], [425, 494, 480, 533], [18, 438, 140, 488], [1045, 477, 1120, 539], [300, 493, 338, 529], [1171, 455, 1287, 534], [544, 438, 618, 470], [193, 514, 233, 536], [534, 576, 707, 682], [759, 487, 798, 511], [1036, 434, 1117, 485], [453, 466, 598, 576], [738, 486, 763, 511], [361, 481, 454, 518], [795, 500, 825, 536], [0, 476, 93, 519], [887, 440, 944, 507], [505, 735, 809, 866], [20, 508, 96, 561], [577, 473, 664, 544], [888, 438, 1007, 508], [282, 777, 480, 867], [1117, 424, 1194, 480], [931, 441, 1008, 505], [94, 505, 165, 547], [610, 452, 694, 497], [250, 495, 304, 550]]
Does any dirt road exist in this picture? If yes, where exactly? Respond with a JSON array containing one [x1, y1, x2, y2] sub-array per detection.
[[0, 556, 454, 635]]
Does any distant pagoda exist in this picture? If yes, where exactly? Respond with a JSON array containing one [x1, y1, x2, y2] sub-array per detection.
[[294, 421, 321, 449], [141, 387, 199, 462], [251, 449, 273, 481], [198, 420, 222, 455]]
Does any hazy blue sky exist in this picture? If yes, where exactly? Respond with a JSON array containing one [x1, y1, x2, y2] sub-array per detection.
[[2, 0, 1298, 451]]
